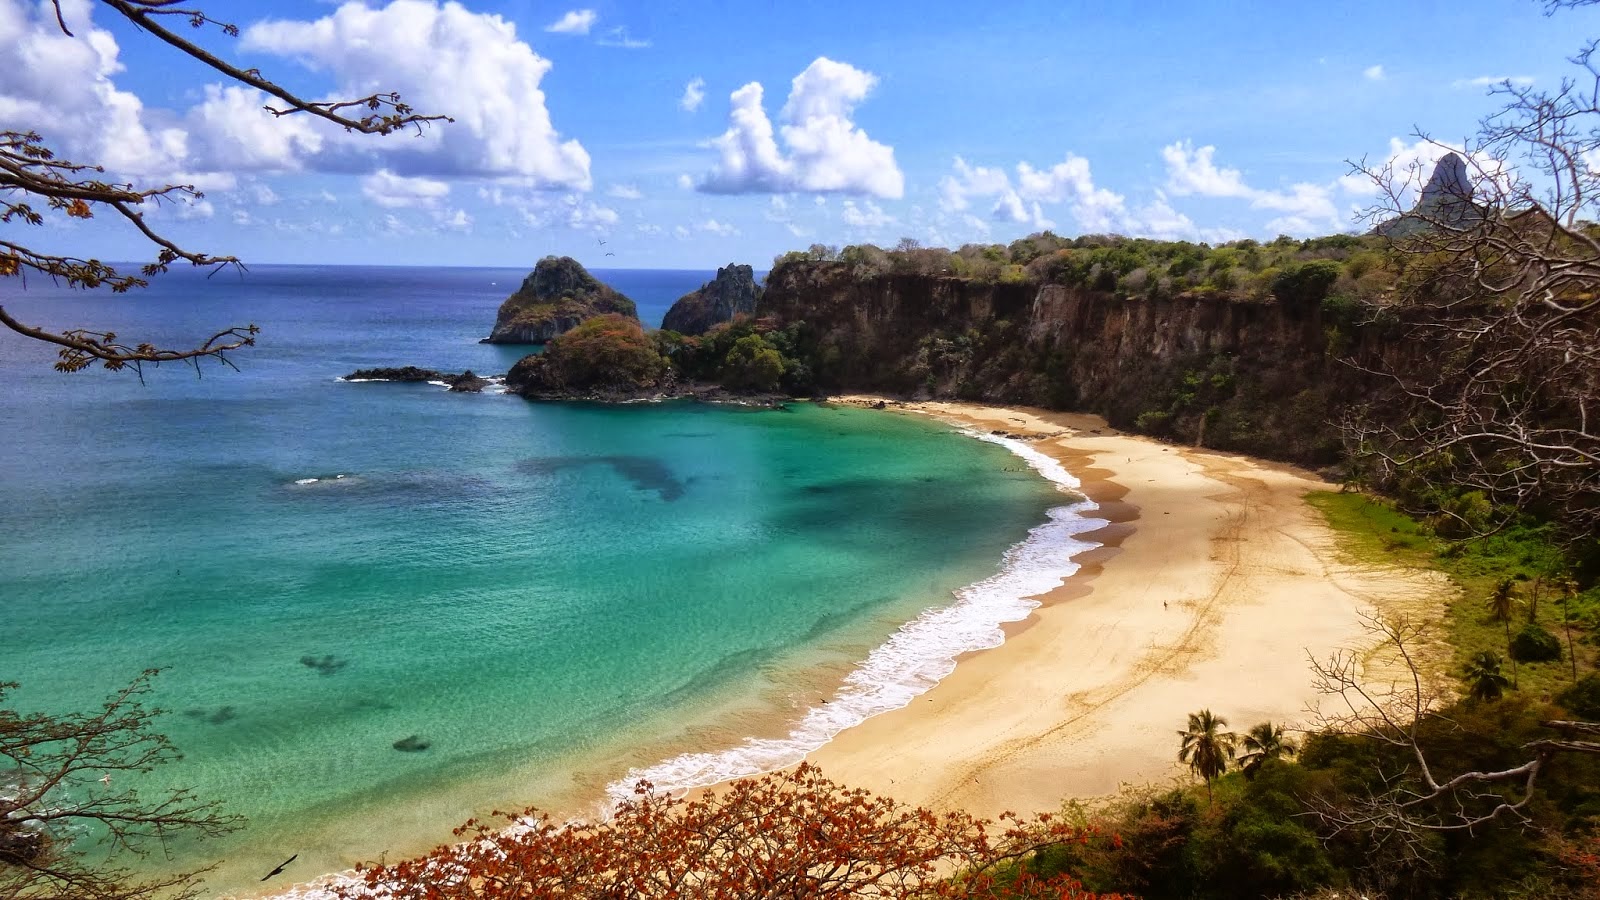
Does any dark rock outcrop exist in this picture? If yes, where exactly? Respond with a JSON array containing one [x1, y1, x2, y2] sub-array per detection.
[[446, 370, 491, 393], [661, 264, 760, 335], [485, 256, 638, 344], [343, 367, 500, 392], [344, 366, 446, 382]]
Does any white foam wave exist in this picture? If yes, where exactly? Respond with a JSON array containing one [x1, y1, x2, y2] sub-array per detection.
[[338, 377, 388, 383], [288, 474, 351, 487], [603, 427, 1106, 805]]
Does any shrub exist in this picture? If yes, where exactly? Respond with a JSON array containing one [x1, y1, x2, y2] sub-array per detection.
[[722, 334, 786, 392], [1510, 622, 1563, 663], [1271, 260, 1343, 308], [512, 314, 668, 392], [1135, 410, 1172, 435], [1556, 673, 1600, 718]]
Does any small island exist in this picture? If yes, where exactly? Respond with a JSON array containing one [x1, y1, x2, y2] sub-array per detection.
[[483, 255, 639, 344]]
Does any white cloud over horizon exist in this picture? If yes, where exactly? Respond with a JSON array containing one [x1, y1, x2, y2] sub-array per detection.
[[699, 57, 904, 198]]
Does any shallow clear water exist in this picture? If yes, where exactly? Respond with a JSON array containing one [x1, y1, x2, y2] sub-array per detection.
[[0, 265, 1077, 896]]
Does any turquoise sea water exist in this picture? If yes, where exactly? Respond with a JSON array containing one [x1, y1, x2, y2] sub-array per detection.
[[0, 266, 1093, 897]]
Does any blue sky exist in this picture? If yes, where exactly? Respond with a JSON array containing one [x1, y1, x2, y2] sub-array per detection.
[[2, 0, 1595, 269]]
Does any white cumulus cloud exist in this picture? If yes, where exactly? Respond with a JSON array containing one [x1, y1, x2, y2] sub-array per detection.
[[242, 0, 591, 187], [1363, 64, 1385, 81], [544, 9, 596, 35], [939, 154, 1137, 232], [699, 57, 903, 198], [840, 199, 895, 229], [361, 169, 450, 208], [0, 0, 187, 178], [1163, 140, 1339, 231]]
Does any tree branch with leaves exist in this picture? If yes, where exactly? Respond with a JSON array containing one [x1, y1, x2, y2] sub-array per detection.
[[0, 0, 453, 376]]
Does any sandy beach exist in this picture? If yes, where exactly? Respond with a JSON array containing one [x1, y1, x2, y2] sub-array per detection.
[[808, 398, 1452, 818], [261, 397, 1456, 898]]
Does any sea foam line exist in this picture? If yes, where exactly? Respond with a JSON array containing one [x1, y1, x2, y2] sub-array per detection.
[[601, 427, 1108, 806]]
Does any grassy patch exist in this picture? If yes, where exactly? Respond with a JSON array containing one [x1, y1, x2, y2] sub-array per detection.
[[1306, 491, 1597, 701]]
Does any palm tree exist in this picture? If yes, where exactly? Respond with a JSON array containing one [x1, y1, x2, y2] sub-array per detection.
[[1485, 578, 1520, 688], [1463, 650, 1512, 701], [1178, 709, 1236, 801], [1237, 721, 1298, 777]]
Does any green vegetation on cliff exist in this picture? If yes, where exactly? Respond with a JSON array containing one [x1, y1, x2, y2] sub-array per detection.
[[763, 232, 1377, 468], [505, 314, 666, 395]]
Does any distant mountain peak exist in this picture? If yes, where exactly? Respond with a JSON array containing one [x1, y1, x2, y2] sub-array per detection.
[[1420, 152, 1471, 206], [1375, 152, 1479, 237]]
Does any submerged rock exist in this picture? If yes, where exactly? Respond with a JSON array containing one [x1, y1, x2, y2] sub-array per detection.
[[447, 370, 491, 393], [300, 654, 348, 675], [392, 735, 431, 752], [183, 705, 238, 725], [661, 263, 760, 336], [485, 256, 638, 344]]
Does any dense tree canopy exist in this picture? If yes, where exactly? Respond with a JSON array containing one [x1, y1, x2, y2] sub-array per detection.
[[336, 764, 1128, 900]]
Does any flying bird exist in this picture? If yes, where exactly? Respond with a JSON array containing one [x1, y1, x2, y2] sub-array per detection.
[[605, 251, 615, 257], [597, 238, 607, 246], [261, 854, 298, 882]]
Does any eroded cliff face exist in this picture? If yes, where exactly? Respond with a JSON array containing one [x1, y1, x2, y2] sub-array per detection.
[[486, 256, 638, 344], [661, 264, 761, 335], [761, 262, 1393, 465]]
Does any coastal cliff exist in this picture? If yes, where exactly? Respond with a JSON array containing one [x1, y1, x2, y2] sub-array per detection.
[[485, 256, 638, 344], [661, 264, 761, 335], [758, 262, 1386, 465]]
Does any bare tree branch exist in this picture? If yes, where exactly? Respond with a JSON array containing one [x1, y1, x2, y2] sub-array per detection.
[[1, 671, 241, 900], [1304, 613, 1599, 877]]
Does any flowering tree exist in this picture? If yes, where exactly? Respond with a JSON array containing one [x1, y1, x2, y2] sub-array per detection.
[[337, 763, 1128, 900]]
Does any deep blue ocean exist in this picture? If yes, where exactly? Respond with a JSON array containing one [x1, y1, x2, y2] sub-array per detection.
[[0, 265, 1096, 897]]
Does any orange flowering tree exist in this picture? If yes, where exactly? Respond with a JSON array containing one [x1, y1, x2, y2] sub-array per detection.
[[336, 764, 1127, 900]]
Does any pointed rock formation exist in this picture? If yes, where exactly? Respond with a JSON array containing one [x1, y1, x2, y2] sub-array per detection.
[[485, 256, 638, 344], [1376, 152, 1480, 237], [1419, 152, 1471, 210], [661, 264, 760, 336]]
